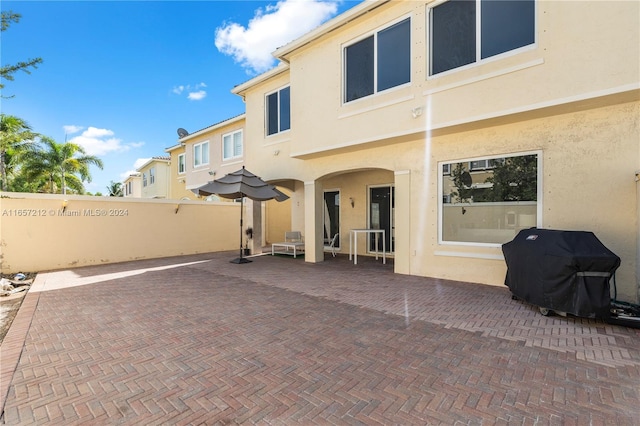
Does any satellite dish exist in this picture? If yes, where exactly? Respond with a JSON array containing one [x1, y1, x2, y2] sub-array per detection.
[[461, 171, 472, 188], [177, 128, 189, 138]]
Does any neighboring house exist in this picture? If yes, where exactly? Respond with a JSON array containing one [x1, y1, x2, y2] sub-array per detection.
[[138, 156, 171, 199], [173, 114, 247, 194], [123, 173, 142, 198], [223, 0, 639, 303], [164, 142, 198, 200]]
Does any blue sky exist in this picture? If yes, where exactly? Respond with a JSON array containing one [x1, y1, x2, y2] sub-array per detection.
[[1, 0, 359, 194]]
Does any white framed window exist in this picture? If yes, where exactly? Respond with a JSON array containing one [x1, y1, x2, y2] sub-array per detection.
[[429, 0, 535, 76], [439, 151, 541, 246], [344, 17, 411, 103], [223, 130, 243, 160], [266, 86, 290, 136], [178, 153, 185, 174], [469, 158, 503, 171], [149, 167, 155, 185], [142, 172, 147, 187], [193, 141, 209, 167]]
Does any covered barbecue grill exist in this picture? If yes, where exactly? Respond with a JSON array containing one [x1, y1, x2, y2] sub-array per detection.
[[502, 228, 620, 318]]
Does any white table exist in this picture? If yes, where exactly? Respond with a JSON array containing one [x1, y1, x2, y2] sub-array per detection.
[[349, 229, 386, 265]]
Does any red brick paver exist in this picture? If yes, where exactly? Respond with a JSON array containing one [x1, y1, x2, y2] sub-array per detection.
[[1, 252, 639, 424]]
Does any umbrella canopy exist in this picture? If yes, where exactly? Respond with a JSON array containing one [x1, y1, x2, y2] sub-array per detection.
[[193, 167, 289, 202], [193, 166, 289, 264]]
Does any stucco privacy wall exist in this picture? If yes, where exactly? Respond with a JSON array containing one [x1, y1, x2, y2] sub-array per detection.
[[0, 193, 239, 274]]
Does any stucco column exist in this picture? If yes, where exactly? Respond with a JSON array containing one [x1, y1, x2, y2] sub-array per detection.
[[248, 199, 263, 254], [304, 180, 324, 263], [394, 170, 411, 274]]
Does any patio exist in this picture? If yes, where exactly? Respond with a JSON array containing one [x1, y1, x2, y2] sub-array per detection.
[[1, 251, 639, 424]]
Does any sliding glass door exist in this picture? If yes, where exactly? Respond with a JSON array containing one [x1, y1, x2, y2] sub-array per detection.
[[369, 186, 394, 253]]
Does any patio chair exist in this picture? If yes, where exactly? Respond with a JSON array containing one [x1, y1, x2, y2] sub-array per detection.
[[328, 233, 339, 257]]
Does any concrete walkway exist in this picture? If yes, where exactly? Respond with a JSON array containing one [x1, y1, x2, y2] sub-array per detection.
[[1, 252, 639, 424]]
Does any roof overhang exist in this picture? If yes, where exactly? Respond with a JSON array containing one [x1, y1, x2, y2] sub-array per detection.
[[177, 113, 246, 143], [274, 0, 391, 62]]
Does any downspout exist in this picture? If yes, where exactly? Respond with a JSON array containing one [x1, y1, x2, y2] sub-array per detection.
[[636, 170, 640, 304]]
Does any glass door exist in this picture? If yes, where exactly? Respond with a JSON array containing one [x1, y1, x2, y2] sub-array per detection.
[[323, 190, 340, 248], [369, 186, 394, 253]]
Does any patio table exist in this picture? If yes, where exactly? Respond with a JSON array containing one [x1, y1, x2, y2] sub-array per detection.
[[349, 229, 385, 265]]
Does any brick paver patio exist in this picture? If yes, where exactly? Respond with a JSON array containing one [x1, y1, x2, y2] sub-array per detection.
[[1, 251, 639, 424]]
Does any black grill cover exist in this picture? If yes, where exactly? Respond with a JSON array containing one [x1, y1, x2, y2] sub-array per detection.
[[502, 228, 620, 318]]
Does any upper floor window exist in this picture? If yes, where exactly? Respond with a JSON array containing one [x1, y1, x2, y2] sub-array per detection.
[[429, 0, 535, 76], [178, 153, 185, 174], [149, 167, 156, 185], [344, 17, 411, 103], [142, 172, 147, 187], [223, 130, 243, 160], [267, 86, 290, 136], [193, 141, 209, 167]]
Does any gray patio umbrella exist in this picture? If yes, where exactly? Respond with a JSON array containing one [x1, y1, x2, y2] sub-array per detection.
[[193, 166, 289, 264]]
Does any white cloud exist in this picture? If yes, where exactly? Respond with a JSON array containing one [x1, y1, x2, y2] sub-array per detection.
[[119, 170, 138, 181], [118, 157, 151, 181], [215, 0, 339, 74], [133, 158, 151, 169], [63, 125, 84, 135], [172, 82, 208, 100], [188, 90, 207, 101], [69, 126, 141, 156]]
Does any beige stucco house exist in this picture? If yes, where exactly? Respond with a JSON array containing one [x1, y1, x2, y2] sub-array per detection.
[[225, 0, 639, 303], [123, 173, 142, 198], [137, 156, 171, 199]]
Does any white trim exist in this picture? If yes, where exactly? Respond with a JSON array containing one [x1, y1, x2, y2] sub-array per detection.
[[423, 58, 544, 95], [339, 94, 415, 119], [265, 85, 291, 137], [434, 250, 504, 260], [193, 141, 210, 168], [274, 0, 392, 60], [291, 126, 425, 158], [222, 129, 243, 161], [342, 14, 412, 105], [437, 150, 543, 247], [427, 0, 538, 77], [426, 83, 640, 131]]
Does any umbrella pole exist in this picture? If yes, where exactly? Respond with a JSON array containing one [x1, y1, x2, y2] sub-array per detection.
[[231, 194, 251, 264]]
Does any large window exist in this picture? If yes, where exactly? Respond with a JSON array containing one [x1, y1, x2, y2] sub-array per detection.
[[149, 167, 155, 185], [178, 153, 185, 174], [429, 0, 535, 75], [266, 87, 290, 136], [440, 152, 540, 245], [193, 141, 209, 167], [142, 172, 147, 187], [223, 130, 243, 161], [344, 17, 411, 102]]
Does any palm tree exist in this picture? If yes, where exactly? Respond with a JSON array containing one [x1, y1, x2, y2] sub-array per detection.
[[21, 136, 104, 194], [0, 114, 36, 191], [106, 180, 123, 197]]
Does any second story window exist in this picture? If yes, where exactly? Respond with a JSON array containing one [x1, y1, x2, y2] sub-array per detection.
[[194, 141, 209, 167], [266, 86, 290, 136], [178, 153, 185, 174], [344, 17, 411, 103], [429, 0, 535, 76], [149, 167, 155, 185], [142, 172, 147, 187], [223, 130, 243, 161]]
